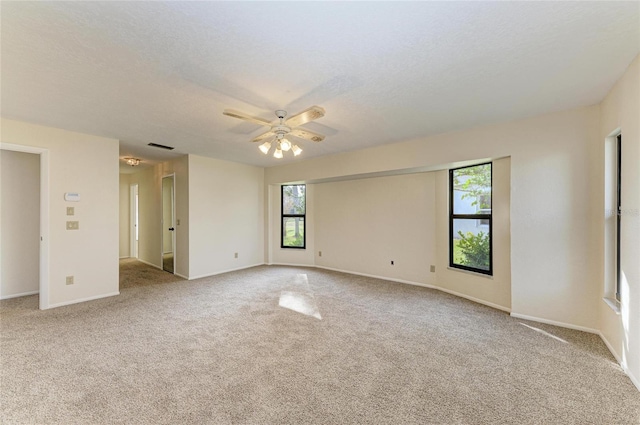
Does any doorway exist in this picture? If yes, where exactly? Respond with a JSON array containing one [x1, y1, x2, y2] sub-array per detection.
[[130, 184, 139, 259], [0, 144, 50, 309], [162, 175, 175, 274]]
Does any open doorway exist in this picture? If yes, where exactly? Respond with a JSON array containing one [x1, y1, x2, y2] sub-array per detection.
[[162, 175, 175, 274], [130, 183, 139, 259], [0, 144, 50, 309]]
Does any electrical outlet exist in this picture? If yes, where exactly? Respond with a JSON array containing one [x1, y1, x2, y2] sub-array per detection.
[[66, 221, 79, 230], [66, 276, 74, 285], [430, 265, 436, 273], [391, 260, 394, 266], [66, 207, 74, 216], [234, 252, 238, 258], [318, 251, 322, 257]]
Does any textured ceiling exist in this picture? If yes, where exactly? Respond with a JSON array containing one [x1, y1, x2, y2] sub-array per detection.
[[1, 2, 638, 169]]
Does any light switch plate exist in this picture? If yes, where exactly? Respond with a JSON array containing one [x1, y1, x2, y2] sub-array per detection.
[[66, 221, 79, 230], [67, 207, 74, 216]]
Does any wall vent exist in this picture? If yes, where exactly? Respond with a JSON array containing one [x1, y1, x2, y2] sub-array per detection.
[[147, 142, 175, 150]]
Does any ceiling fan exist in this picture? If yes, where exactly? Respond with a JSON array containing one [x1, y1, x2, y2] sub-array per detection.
[[223, 106, 325, 158]]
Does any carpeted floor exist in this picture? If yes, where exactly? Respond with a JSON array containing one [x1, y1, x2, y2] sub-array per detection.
[[1, 259, 638, 424]]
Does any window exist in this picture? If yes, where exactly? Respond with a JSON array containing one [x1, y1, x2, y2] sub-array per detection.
[[615, 134, 621, 301], [604, 132, 622, 306], [450, 163, 492, 275], [281, 184, 306, 249]]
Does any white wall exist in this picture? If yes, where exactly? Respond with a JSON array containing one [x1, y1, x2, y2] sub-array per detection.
[[599, 55, 640, 389], [1, 150, 40, 298], [1, 118, 119, 308], [188, 154, 264, 279], [266, 105, 601, 332], [314, 173, 436, 285], [119, 173, 131, 258]]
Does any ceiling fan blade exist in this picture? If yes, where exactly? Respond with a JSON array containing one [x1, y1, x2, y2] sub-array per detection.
[[289, 128, 325, 143], [223, 109, 272, 127], [251, 131, 276, 143], [285, 106, 325, 128]]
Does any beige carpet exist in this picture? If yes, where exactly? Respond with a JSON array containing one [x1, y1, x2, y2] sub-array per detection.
[[1, 259, 638, 424]]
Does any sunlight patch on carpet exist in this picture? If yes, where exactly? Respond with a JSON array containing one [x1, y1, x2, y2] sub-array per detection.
[[278, 274, 321, 319], [520, 323, 567, 344]]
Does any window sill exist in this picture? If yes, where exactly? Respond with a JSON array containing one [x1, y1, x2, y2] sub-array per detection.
[[447, 267, 493, 279], [602, 297, 621, 315]]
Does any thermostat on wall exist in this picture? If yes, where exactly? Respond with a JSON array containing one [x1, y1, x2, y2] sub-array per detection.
[[64, 192, 80, 202]]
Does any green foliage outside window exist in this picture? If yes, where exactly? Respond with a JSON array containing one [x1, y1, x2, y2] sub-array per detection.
[[456, 231, 490, 271], [282, 185, 306, 248], [451, 163, 492, 274]]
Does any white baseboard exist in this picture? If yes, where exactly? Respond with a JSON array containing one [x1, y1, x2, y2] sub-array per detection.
[[119, 256, 130, 259], [509, 312, 599, 334], [0, 290, 39, 300], [175, 272, 189, 280], [435, 286, 511, 313], [269, 262, 314, 268], [136, 258, 162, 270], [316, 265, 435, 287], [598, 332, 640, 392], [314, 265, 511, 313], [47, 291, 120, 309], [188, 263, 264, 281]]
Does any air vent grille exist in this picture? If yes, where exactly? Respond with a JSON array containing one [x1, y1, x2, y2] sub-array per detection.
[[147, 142, 174, 150]]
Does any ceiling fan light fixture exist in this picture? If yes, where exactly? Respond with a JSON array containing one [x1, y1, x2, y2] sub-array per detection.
[[223, 106, 326, 160], [258, 141, 271, 154], [280, 138, 291, 151], [124, 157, 141, 166]]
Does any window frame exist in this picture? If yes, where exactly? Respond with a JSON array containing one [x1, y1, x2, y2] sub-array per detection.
[[281, 184, 306, 249], [449, 162, 493, 276], [615, 134, 621, 302]]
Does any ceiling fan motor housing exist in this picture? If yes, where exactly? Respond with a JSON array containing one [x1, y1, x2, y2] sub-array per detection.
[[273, 124, 291, 135]]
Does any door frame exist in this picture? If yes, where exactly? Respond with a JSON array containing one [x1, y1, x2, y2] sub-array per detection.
[[0, 143, 50, 309], [161, 173, 176, 274], [130, 183, 139, 259]]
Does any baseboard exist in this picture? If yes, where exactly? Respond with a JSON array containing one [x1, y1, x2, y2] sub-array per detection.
[[509, 312, 599, 334], [119, 256, 130, 259], [47, 291, 120, 309], [175, 272, 189, 280], [270, 262, 315, 268], [315, 265, 511, 313], [188, 263, 264, 281], [316, 265, 434, 288], [598, 331, 640, 392], [435, 286, 511, 313], [136, 258, 162, 270], [0, 290, 39, 300]]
